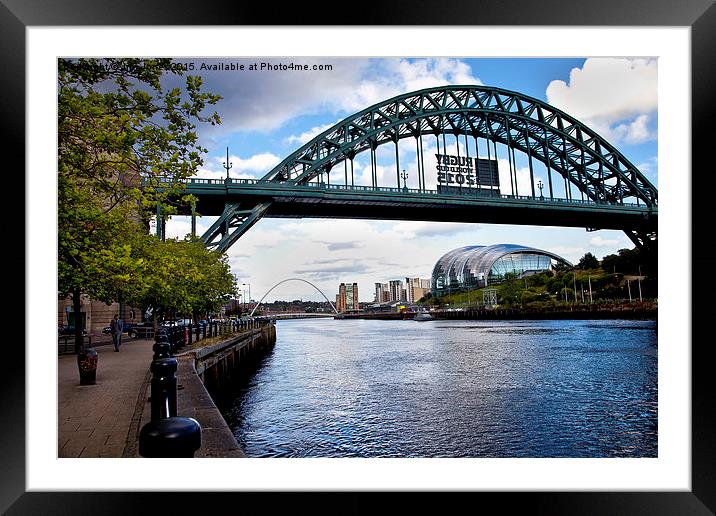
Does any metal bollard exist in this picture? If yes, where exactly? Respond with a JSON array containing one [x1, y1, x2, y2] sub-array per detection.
[[188, 323, 193, 344], [153, 332, 172, 360], [150, 357, 178, 421], [172, 327, 181, 352], [139, 416, 201, 458], [169, 327, 177, 352]]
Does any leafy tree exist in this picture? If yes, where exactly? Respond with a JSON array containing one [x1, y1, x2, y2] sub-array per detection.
[[58, 58, 222, 351], [128, 237, 237, 329], [498, 272, 523, 306], [577, 252, 600, 270], [553, 261, 572, 272], [600, 247, 655, 277]]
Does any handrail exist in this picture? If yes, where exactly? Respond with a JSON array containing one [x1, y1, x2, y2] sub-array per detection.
[[173, 176, 650, 209]]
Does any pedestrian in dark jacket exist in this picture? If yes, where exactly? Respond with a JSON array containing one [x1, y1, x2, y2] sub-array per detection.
[[110, 314, 124, 352]]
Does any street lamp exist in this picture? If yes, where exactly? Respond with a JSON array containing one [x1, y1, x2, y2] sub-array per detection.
[[400, 170, 408, 191], [537, 179, 544, 200], [242, 283, 251, 313], [638, 265, 643, 302], [223, 147, 233, 181]]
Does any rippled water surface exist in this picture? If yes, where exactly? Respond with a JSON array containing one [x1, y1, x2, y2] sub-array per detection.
[[220, 318, 657, 457]]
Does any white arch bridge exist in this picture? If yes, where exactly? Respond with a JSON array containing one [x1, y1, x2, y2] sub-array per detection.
[[249, 278, 339, 317]]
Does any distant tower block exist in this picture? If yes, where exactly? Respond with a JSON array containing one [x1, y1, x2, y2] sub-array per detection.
[[483, 288, 498, 307]]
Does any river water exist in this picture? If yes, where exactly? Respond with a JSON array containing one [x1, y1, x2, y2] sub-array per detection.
[[220, 318, 657, 458]]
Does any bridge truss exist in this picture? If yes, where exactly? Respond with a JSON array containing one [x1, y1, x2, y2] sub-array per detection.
[[174, 85, 657, 252]]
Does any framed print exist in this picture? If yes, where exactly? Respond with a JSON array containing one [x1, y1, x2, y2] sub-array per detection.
[[7, 0, 714, 513]]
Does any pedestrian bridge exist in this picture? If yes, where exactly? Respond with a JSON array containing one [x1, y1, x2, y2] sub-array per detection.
[[158, 84, 657, 252]]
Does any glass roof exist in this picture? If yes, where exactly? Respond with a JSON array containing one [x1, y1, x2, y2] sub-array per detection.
[[431, 244, 571, 291]]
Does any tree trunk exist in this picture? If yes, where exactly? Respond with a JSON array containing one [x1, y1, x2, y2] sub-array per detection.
[[73, 289, 82, 354]]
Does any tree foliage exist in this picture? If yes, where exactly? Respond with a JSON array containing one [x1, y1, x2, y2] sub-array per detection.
[[57, 58, 231, 340], [600, 247, 655, 276], [129, 237, 237, 325], [499, 272, 521, 305], [577, 252, 600, 270], [58, 58, 221, 211]]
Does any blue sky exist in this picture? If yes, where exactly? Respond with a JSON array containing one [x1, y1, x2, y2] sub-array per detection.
[[162, 57, 658, 303]]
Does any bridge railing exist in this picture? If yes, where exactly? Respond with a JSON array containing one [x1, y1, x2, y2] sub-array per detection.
[[175, 177, 649, 209]]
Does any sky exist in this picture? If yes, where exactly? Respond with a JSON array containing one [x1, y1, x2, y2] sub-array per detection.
[[160, 57, 658, 304]]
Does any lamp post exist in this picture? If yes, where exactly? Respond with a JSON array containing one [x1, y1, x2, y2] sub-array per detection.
[[573, 274, 577, 305], [638, 265, 643, 302], [400, 170, 408, 191], [537, 179, 544, 200], [243, 283, 251, 313], [223, 147, 233, 181]]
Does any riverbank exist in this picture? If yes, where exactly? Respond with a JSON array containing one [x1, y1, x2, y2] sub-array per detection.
[[58, 324, 276, 458], [337, 303, 657, 321]]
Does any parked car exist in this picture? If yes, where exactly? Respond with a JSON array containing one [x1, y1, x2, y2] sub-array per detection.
[[129, 322, 155, 339], [59, 325, 87, 336], [101, 322, 136, 335]]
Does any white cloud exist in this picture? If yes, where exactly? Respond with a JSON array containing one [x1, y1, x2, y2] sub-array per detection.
[[344, 58, 482, 111], [612, 114, 652, 144], [393, 221, 477, 239], [589, 236, 619, 247], [546, 58, 657, 144], [285, 121, 340, 146], [193, 151, 282, 180], [637, 156, 658, 174], [636, 156, 658, 186], [546, 246, 585, 265], [228, 153, 281, 177], [174, 58, 482, 137]]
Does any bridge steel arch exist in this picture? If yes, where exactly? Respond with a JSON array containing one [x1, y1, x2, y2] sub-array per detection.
[[249, 278, 339, 317], [200, 85, 657, 252]]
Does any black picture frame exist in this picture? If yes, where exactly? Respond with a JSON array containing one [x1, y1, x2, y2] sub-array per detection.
[[7, 1, 714, 513]]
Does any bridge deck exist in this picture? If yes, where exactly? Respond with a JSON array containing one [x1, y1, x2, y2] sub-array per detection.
[[177, 179, 657, 232]]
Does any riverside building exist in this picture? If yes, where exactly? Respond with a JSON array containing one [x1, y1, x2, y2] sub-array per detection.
[[388, 280, 404, 302], [431, 244, 571, 297], [406, 277, 431, 303], [336, 282, 359, 312]]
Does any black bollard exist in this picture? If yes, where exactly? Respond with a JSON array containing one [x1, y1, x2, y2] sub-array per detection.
[[153, 332, 172, 360], [188, 323, 193, 345], [168, 327, 176, 352], [152, 341, 171, 360], [138, 416, 201, 458], [150, 357, 178, 421]]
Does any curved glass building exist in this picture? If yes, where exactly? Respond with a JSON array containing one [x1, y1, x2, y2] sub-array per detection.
[[431, 244, 571, 295]]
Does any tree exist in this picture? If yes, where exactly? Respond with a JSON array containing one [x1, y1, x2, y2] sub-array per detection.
[[498, 272, 523, 306], [600, 247, 655, 276], [58, 58, 221, 351], [577, 252, 600, 270], [553, 261, 572, 272], [128, 237, 237, 330]]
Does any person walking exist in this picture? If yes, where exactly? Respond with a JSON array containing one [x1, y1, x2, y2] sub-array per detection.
[[110, 314, 124, 352]]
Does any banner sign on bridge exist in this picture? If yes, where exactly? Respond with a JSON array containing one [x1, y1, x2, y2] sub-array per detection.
[[435, 154, 500, 194]]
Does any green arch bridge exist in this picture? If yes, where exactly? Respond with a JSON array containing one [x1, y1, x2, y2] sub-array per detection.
[[157, 85, 657, 253]]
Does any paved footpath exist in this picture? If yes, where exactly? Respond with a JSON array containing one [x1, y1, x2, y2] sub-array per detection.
[[58, 339, 154, 458]]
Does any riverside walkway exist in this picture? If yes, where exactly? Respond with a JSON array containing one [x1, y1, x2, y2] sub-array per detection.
[[58, 337, 245, 458]]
